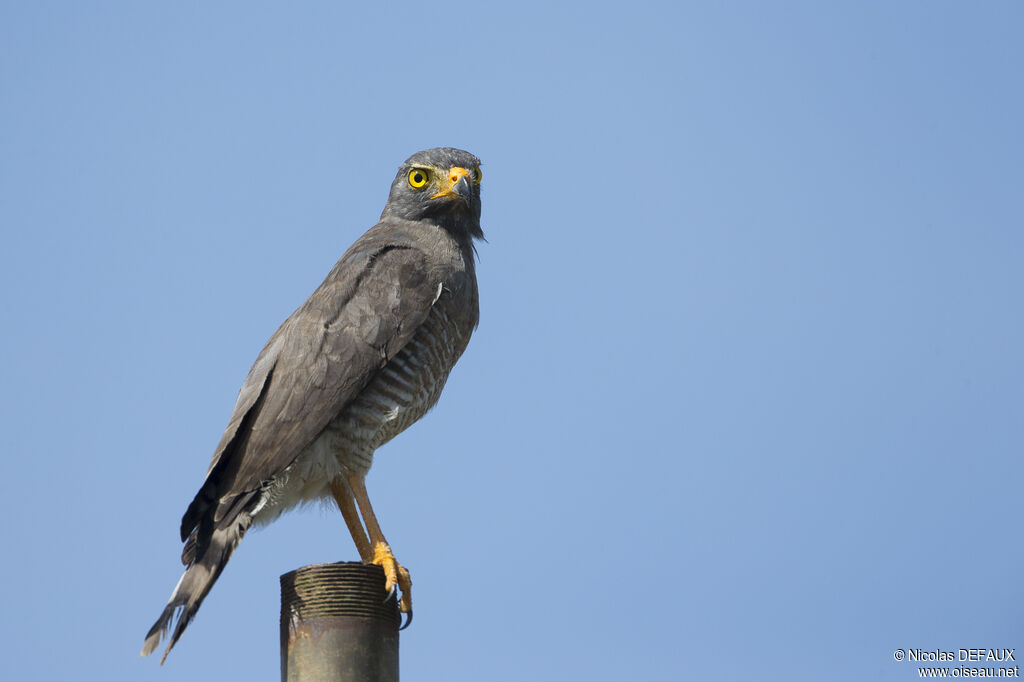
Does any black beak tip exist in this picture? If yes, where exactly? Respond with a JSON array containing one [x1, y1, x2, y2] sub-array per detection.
[[453, 176, 473, 201]]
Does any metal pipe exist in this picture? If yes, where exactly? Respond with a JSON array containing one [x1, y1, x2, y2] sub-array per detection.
[[280, 562, 400, 682]]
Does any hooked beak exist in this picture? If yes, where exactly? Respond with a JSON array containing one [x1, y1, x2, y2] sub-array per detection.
[[431, 167, 474, 203]]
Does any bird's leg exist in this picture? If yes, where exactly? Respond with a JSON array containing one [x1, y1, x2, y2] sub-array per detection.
[[347, 474, 412, 615], [330, 479, 373, 563]]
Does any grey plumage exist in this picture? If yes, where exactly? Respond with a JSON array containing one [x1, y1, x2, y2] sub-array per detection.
[[142, 148, 483, 662]]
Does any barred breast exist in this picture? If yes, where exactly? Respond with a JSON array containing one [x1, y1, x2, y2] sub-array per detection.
[[325, 291, 473, 474], [250, 286, 475, 525]]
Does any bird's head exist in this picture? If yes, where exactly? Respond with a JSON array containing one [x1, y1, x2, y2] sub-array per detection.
[[382, 147, 483, 240]]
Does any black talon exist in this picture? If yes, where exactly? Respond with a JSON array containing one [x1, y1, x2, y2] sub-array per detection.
[[399, 607, 413, 631], [383, 583, 398, 604], [379, 580, 410, 629]]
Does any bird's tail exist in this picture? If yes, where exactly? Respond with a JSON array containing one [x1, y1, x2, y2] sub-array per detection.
[[140, 512, 252, 663]]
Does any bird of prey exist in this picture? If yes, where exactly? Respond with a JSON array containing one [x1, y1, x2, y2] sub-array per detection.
[[141, 147, 484, 663]]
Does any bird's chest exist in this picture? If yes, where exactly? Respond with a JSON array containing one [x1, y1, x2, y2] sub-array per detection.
[[324, 289, 475, 473]]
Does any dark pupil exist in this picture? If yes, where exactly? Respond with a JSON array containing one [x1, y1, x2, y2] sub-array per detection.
[[413, 172, 423, 183]]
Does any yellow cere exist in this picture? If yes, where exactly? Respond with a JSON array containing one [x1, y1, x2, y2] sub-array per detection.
[[447, 167, 470, 185]]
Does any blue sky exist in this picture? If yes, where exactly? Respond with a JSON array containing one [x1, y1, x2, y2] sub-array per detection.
[[2, 2, 1022, 680]]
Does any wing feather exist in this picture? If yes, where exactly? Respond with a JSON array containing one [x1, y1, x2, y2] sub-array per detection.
[[181, 226, 442, 542]]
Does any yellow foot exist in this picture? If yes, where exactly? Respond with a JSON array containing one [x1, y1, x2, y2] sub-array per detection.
[[372, 541, 412, 616]]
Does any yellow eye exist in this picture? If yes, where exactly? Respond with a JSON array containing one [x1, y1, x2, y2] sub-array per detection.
[[473, 166, 482, 184], [408, 168, 429, 189]]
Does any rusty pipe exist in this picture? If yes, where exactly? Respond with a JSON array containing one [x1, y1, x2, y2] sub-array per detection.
[[280, 562, 400, 681]]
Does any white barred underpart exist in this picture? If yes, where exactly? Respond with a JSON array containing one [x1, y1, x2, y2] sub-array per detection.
[[251, 300, 469, 526]]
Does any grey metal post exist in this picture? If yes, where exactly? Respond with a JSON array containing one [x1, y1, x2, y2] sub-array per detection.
[[280, 562, 400, 682]]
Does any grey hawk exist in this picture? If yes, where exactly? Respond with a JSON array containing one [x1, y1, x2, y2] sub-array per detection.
[[142, 147, 484, 663]]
